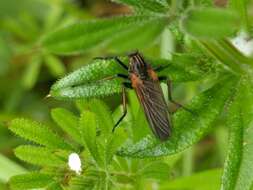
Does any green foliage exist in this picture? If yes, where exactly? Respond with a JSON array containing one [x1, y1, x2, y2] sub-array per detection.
[[229, 0, 249, 32], [160, 169, 222, 190], [221, 79, 253, 190], [21, 55, 42, 90], [7, 103, 171, 189], [112, 0, 169, 13], [44, 54, 66, 77], [10, 118, 72, 150], [50, 53, 218, 100], [9, 172, 53, 190], [80, 111, 103, 166], [4, 0, 253, 189], [14, 145, 65, 167], [181, 8, 240, 39], [0, 154, 26, 183], [51, 108, 82, 144], [41, 15, 168, 54]]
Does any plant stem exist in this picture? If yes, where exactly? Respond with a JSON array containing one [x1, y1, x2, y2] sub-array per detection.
[[182, 147, 194, 176]]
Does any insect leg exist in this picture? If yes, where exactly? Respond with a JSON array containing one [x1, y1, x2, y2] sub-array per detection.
[[94, 56, 128, 70], [112, 85, 127, 132], [159, 76, 192, 113], [166, 78, 193, 113], [154, 65, 169, 72], [123, 82, 133, 89]]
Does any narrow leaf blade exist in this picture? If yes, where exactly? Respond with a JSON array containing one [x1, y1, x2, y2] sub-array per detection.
[[79, 111, 103, 166], [41, 15, 167, 55], [181, 8, 240, 39], [51, 108, 82, 144], [14, 145, 65, 167], [9, 173, 53, 190], [9, 118, 72, 150]]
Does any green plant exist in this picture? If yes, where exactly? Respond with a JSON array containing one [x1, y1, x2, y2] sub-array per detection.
[[6, 0, 253, 190]]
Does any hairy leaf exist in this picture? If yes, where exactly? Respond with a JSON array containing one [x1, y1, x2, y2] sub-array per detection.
[[41, 15, 168, 54], [181, 8, 240, 39], [118, 76, 236, 157], [221, 79, 253, 190], [221, 91, 243, 190], [51, 78, 122, 100], [156, 53, 219, 82], [50, 53, 216, 100], [51, 108, 82, 144], [138, 161, 170, 180], [14, 145, 65, 167], [9, 172, 53, 190], [77, 99, 114, 136], [79, 111, 103, 167], [9, 118, 72, 150], [105, 130, 127, 165]]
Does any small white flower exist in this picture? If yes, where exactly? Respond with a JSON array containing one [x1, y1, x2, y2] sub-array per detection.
[[231, 32, 253, 56], [68, 153, 82, 175]]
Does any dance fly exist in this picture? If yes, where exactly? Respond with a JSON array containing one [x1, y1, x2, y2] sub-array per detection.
[[98, 51, 187, 141]]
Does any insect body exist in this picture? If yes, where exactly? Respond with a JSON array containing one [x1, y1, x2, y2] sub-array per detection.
[[128, 53, 171, 140], [98, 52, 186, 141]]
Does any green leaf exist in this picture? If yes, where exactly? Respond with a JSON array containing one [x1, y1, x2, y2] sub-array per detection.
[[51, 78, 122, 100], [112, 0, 169, 13], [41, 15, 167, 55], [0, 154, 26, 183], [229, 0, 249, 32], [14, 145, 65, 167], [105, 130, 127, 165], [50, 53, 216, 100], [68, 170, 105, 190], [118, 76, 236, 157], [9, 172, 53, 190], [221, 79, 253, 190], [181, 8, 240, 39], [77, 99, 113, 137], [47, 182, 63, 190], [221, 93, 243, 190], [156, 53, 219, 82], [138, 161, 170, 180], [44, 54, 66, 77], [21, 55, 42, 89], [107, 18, 166, 53], [50, 58, 125, 100], [9, 118, 72, 150], [160, 169, 222, 190], [199, 40, 245, 73], [79, 111, 103, 167], [51, 108, 82, 144]]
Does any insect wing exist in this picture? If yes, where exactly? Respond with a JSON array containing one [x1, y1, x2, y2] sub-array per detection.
[[135, 79, 171, 141]]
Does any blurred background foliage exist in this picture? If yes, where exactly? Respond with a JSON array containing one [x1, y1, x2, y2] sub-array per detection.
[[1, 0, 253, 190]]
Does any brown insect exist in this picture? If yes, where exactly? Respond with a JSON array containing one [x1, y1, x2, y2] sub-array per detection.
[[97, 51, 188, 141]]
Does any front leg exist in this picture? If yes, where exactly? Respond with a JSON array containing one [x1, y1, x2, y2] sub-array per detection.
[[94, 56, 128, 70], [159, 76, 193, 113], [112, 85, 127, 132]]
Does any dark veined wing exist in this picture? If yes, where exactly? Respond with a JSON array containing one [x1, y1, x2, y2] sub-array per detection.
[[135, 79, 171, 141]]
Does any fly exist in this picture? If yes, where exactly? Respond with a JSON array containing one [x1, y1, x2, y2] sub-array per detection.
[[97, 51, 189, 141]]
